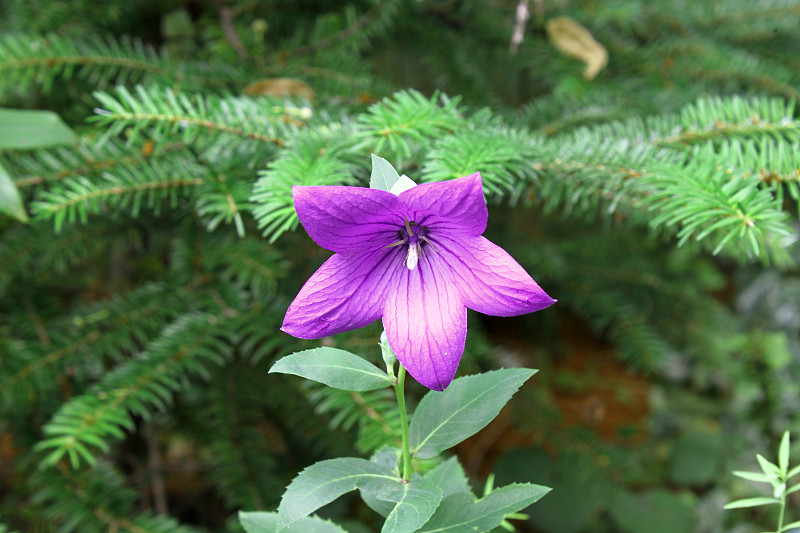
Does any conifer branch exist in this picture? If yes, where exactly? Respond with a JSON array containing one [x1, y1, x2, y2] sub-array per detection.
[[357, 89, 464, 158], [422, 121, 539, 197], [308, 386, 402, 453], [30, 155, 207, 230], [703, 0, 800, 28], [35, 313, 231, 469], [286, 0, 400, 57], [33, 463, 200, 533], [638, 159, 794, 264], [98, 110, 283, 145], [198, 235, 288, 293], [251, 127, 361, 242], [35, 177, 203, 224], [201, 361, 287, 509], [1, 331, 102, 391], [8, 140, 187, 189], [717, 139, 800, 185], [0, 282, 196, 404], [0, 33, 168, 92], [659, 39, 800, 101], [0, 222, 115, 296], [92, 85, 296, 149]]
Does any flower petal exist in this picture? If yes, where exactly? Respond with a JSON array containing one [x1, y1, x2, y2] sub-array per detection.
[[398, 173, 487, 236], [383, 252, 467, 391], [435, 235, 556, 316], [282, 247, 404, 339], [293, 185, 403, 253]]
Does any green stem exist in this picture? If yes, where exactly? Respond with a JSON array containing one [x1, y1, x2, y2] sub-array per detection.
[[394, 365, 412, 482], [777, 490, 786, 533]]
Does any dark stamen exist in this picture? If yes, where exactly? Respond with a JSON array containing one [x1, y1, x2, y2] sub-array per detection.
[[405, 218, 415, 237], [420, 235, 439, 254], [383, 239, 405, 249]]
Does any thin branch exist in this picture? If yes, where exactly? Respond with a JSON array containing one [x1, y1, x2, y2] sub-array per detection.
[[509, 0, 530, 54], [0, 55, 169, 76], [96, 110, 286, 146], [14, 143, 187, 189], [37, 177, 204, 217], [218, 5, 249, 60], [146, 425, 168, 516], [57, 464, 154, 533], [23, 294, 51, 347], [655, 118, 800, 147]]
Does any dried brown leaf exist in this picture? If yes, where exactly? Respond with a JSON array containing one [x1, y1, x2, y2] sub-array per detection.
[[546, 16, 608, 80]]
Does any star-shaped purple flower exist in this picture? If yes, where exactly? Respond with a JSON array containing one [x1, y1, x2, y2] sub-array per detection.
[[281, 173, 555, 391]]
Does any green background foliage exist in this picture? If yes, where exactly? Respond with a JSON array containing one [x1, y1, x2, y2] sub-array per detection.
[[1, 0, 800, 531]]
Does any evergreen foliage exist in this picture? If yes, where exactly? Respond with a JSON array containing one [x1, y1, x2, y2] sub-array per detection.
[[1, 0, 799, 532]]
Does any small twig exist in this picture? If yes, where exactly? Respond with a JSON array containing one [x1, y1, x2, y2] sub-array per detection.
[[146, 425, 168, 515], [218, 4, 249, 60], [509, 0, 530, 54], [23, 294, 51, 347]]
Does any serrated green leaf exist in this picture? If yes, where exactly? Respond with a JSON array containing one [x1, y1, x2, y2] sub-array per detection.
[[779, 431, 790, 474], [0, 108, 77, 150], [723, 497, 780, 509], [423, 457, 471, 499], [269, 348, 393, 391], [409, 369, 537, 459], [375, 478, 442, 533], [370, 153, 402, 192], [278, 458, 396, 529], [239, 511, 348, 533], [0, 162, 28, 222], [362, 448, 402, 517], [362, 488, 395, 518], [416, 483, 550, 533]]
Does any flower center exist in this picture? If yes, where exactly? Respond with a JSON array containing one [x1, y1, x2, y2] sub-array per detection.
[[393, 220, 430, 271], [400, 221, 426, 246]]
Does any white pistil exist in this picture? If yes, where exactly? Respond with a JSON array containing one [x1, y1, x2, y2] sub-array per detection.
[[406, 244, 420, 270]]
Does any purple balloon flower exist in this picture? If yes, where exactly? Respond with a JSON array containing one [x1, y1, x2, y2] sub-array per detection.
[[281, 173, 555, 391]]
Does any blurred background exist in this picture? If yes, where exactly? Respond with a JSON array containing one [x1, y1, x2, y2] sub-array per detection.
[[1, 1, 800, 532]]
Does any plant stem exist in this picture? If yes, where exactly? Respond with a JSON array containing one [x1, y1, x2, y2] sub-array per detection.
[[777, 490, 786, 533], [395, 365, 412, 482]]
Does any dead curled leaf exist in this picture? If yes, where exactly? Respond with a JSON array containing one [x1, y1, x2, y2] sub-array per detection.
[[546, 16, 608, 80]]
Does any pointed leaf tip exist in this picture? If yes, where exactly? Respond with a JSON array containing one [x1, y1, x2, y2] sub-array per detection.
[[370, 154, 402, 192], [416, 482, 550, 533], [779, 431, 790, 474], [723, 496, 780, 509], [0, 162, 29, 222]]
